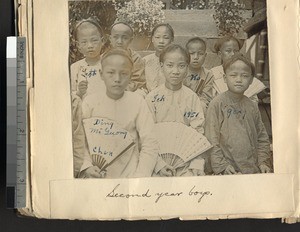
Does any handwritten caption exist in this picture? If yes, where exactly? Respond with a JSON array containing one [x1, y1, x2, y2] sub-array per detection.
[[106, 184, 212, 203], [89, 118, 128, 139]]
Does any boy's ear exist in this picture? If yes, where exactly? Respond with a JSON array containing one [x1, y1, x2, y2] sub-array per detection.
[[223, 73, 227, 83], [100, 69, 104, 80], [109, 34, 113, 42], [76, 41, 83, 53], [101, 35, 107, 44], [249, 75, 254, 85], [217, 51, 222, 59], [160, 62, 164, 68], [76, 40, 80, 48], [151, 36, 155, 44]]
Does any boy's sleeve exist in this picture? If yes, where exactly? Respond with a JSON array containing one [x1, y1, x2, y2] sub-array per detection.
[[70, 62, 79, 94], [127, 52, 147, 92], [205, 100, 230, 174], [72, 94, 85, 177], [134, 98, 159, 177], [145, 93, 167, 174], [184, 94, 206, 171], [189, 94, 205, 134], [187, 95, 206, 171], [254, 105, 271, 167], [145, 93, 157, 123], [79, 147, 94, 174], [78, 97, 94, 175], [199, 71, 215, 108]]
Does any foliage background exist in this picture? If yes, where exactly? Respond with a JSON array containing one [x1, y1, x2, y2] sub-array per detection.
[[212, 0, 246, 36], [115, 0, 165, 37], [68, 0, 247, 64]]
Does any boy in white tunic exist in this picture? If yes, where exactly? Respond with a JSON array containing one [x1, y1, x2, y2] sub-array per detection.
[[71, 18, 106, 176], [109, 22, 146, 92], [205, 54, 271, 175], [70, 18, 106, 99], [79, 49, 159, 178], [143, 23, 174, 92], [146, 44, 205, 177]]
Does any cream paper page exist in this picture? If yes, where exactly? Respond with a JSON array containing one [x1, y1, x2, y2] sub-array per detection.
[[30, 0, 299, 219], [267, 0, 300, 219]]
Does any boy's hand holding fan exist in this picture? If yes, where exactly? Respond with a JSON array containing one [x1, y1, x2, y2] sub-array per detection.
[[154, 122, 213, 175], [83, 117, 135, 173]]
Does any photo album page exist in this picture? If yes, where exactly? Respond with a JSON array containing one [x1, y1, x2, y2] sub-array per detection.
[[17, 0, 300, 222]]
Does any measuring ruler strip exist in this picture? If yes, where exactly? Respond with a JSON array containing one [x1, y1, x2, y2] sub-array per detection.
[[7, 37, 27, 208]]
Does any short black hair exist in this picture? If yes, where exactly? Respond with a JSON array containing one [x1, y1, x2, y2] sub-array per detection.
[[214, 35, 243, 53], [151, 23, 175, 40], [186, 37, 206, 51], [74, 17, 104, 40], [101, 48, 134, 68], [159, 44, 190, 64], [110, 21, 134, 37], [223, 53, 255, 76]]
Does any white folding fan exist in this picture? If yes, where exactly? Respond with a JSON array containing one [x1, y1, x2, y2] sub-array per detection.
[[244, 77, 266, 98], [154, 122, 212, 169], [83, 117, 135, 171]]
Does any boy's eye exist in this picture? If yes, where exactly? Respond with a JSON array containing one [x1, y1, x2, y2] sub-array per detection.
[[242, 74, 250, 78], [166, 64, 173, 68], [179, 64, 186, 69]]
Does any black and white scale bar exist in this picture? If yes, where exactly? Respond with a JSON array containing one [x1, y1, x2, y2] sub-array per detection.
[[6, 37, 27, 208]]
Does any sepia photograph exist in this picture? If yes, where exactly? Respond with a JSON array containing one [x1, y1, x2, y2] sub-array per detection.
[[4, 0, 297, 221], [68, 0, 273, 179], [8, 0, 298, 220]]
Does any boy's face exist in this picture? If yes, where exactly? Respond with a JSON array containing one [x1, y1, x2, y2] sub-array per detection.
[[77, 24, 103, 59], [161, 51, 188, 90], [225, 60, 253, 95], [187, 41, 207, 70], [218, 40, 240, 63], [101, 55, 132, 100], [110, 24, 133, 50], [152, 26, 173, 53]]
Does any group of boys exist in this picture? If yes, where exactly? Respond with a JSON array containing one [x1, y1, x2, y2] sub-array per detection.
[[71, 19, 272, 178]]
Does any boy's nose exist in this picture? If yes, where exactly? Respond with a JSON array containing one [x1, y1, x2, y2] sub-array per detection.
[[87, 41, 94, 48], [236, 75, 243, 82], [230, 50, 236, 56], [116, 37, 122, 43], [114, 73, 121, 82], [172, 66, 180, 74], [192, 54, 199, 60]]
